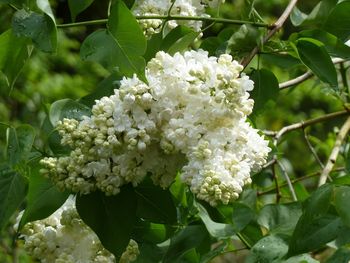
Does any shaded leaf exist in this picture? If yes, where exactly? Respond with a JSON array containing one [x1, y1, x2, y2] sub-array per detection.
[[68, 0, 94, 21], [334, 186, 350, 227], [0, 166, 27, 230], [163, 225, 210, 263], [294, 38, 337, 87], [250, 69, 279, 114], [19, 168, 69, 229], [76, 186, 137, 259], [6, 125, 35, 166], [324, 0, 350, 41], [132, 221, 176, 244], [12, 9, 57, 52], [135, 180, 177, 224], [0, 30, 31, 88], [326, 247, 350, 263]]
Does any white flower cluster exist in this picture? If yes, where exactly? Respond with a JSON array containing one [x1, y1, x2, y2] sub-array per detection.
[[18, 198, 139, 263], [40, 49, 270, 206], [132, 0, 225, 36], [18, 198, 105, 262]]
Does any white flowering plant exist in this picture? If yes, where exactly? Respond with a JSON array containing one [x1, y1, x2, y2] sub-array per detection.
[[1, 0, 350, 262]]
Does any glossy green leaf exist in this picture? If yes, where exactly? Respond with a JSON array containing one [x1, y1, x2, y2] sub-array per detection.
[[0, 30, 31, 88], [195, 201, 235, 238], [134, 243, 166, 263], [12, 9, 57, 52], [76, 186, 137, 259], [161, 25, 197, 54], [293, 30, 350, 59], [107, 0, 146, 80], [167, 31, 199, 55], [19, 169, 69, 229], [68, 0, 94, 21], [49, 98, 91, 126], [135, 181, 177, 224], [334, 186, 350, 227], [245, 234, 289, 263], [324, 0, 350, 41], [294, 38, 337, 87], [250, 69, 279, 114], [0, 166, 27, 230], [326, 247, 350, 263], [163, 225, 210, 263], [258, 202, 302, 235], [6, 125, 35, 166]]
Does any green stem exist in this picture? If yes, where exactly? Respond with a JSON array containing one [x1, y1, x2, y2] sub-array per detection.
[[236, 233, 252, 249], [56, 15, 271, 28]]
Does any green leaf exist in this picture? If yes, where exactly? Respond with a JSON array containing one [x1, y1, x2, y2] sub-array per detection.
[[293, 30, 350, 59], [68, 0, 94, 22], [294, 38, 337, 87], [19, 168, 69, 229], [250, 69, 279, 114], [107, 0, 146, 80], [49, 98, 91, 126], [258, 202, 302, 235], [291, 0, 337, 27], [326, 247, 350, 263], [334, 186, 350, 227], [219, 24, 261, 58], [200, 37, 222, 56], [245, 234, 289, 263], [35, 0, 57, 50], [132, 221, 176, 244], [0, 166, 27, 230], [195, 201, 235, 238], [285, 254, 319, 263], [288, 185, 343, 256], [12, 9, 57, 53], [6, 125, 35, 166], [79, 72, 121, 107], [324, 0, 350, 41], [0, 30, 31, 88], [144, 32, 163, 62], [163, 225, 210, 263], [135, 180, 177, 224], [160, 25, 198, 55], [76, 186, 137, 259], [134, 243, 166, 263]]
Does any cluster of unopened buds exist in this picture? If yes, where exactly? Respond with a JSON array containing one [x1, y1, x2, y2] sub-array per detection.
[[40, 49, 270, 206], [17, 197, 139, 263]]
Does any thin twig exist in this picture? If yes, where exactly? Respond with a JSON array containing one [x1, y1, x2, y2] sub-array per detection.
[[303, 128, 324, 169], [272, 163, 281, 203], [276, 160, 297, 201], [279, 71, 313, 90], [258, 167, 345, 196], [318, 117, 350, 186], [56, 16, 271, 28], [279, 58, 348, 89], [265, 110, 350, 143], [241, 0, 299, 67]]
